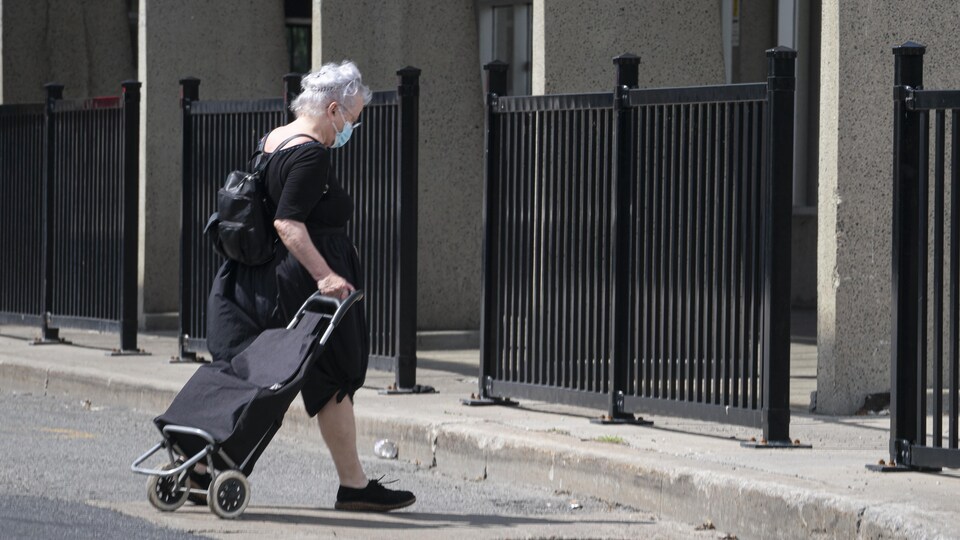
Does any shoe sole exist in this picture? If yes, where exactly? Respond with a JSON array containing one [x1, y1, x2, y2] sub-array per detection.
[[334, 496, 416, 512]]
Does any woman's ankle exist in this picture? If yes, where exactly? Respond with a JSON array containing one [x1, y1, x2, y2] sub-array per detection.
[[339, 477, 368, 489]]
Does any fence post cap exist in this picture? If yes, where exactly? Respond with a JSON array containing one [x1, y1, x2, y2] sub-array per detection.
[[612, 53, 641, 65], [893, 40, 926, 55], [179, 78, 200, 104], [43, 83, 64, 100], [765, 46, 797, 59], [484, 60, 509, 72], [121, 81, 142, 101]]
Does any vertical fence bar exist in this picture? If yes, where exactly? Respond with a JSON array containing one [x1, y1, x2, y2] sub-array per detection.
[[609, 53, 641, 420], [720, 102, 733, 406], [39, 83, 64, 343], [643, 106, 654, 397], [695, 103, 707, 403], [933, 110, 945, 447], [760, 47, 796, 443], [478, 61, 509, 401], [951, 109, 960, 450], [119, 81, 142, 352], [890, 41, 925, 465], [395, 66, 421, 390], [917, 109, 929, 448], [178, 77, 201, 361], [682, 103, 693, 402]]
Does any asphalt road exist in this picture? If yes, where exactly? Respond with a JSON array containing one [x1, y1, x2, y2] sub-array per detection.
[[0, 388, 732, 539]]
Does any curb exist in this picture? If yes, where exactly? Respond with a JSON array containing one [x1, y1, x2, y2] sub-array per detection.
[[0, 361, 941, 540]]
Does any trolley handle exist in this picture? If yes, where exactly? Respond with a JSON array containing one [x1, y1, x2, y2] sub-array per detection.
[[288, 290, 364, 330]]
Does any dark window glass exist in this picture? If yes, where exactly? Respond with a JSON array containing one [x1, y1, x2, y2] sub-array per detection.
[[285, 0, 311, 73], [286, 25, 311, 74], [479, 2, 532, 95]]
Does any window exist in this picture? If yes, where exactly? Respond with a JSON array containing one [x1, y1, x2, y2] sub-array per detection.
[[478, 1, 532, 96], [285, 0, 312, 74]]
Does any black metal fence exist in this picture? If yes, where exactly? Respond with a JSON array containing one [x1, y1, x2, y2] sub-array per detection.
[[180, 69, 421, 389], [475, 48, 796, 442], [0, 103, 44, 326], [887, 41, 960, 471], [0, 82, 142, 353]]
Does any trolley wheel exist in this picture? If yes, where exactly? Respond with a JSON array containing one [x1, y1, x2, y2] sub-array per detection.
[[146, 463, 189, 512], [208, 470, 250, 519]]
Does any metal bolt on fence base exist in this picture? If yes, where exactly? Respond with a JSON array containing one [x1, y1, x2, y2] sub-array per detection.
[[590, 413, 653, 426], [740, 436, 812, 449], [106, 348, 151, 357], [378, 383, 437, 395], [460, 393, 519, 407], [169, 353, 208, 364], [865, 457, 941, 473]]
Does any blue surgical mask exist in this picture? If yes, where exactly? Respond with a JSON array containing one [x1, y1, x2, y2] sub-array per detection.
[[330, 108, 360, 148]]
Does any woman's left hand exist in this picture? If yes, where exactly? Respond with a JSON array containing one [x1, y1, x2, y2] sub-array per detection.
[[317, 272, 355, 300]]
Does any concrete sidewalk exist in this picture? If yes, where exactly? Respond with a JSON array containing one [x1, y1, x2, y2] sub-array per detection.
[[0, 324, 956, 540]]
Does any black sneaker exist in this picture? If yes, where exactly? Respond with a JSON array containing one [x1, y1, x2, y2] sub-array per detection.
[[335, 477, 416, 512]]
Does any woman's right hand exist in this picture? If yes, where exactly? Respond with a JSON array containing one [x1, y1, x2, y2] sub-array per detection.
[[317, 272, 355, 300]]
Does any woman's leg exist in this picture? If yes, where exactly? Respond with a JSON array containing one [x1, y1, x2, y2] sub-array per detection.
[[316, 395, 367, 488]]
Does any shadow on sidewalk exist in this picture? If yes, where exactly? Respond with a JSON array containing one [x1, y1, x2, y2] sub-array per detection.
[[239, 506, 655, 530]]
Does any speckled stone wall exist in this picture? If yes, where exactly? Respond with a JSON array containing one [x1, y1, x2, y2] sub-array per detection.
[[817, 0, 960, 414], [1, 0, 134, 104], [138, 0, 287, 318], [316, 0, 485, 330], [532, 0, 724, 94]]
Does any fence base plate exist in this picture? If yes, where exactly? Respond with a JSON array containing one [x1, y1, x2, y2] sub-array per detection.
[[169, 354, 208, 364], [106, 349, 151, 357], [740, 439, 812, 449], [460, 396, 520, 407], [378, 384, 437, 395], [590, 414, 653, 426], [865, 462, 942, 473], [30, 337, 72, 346]]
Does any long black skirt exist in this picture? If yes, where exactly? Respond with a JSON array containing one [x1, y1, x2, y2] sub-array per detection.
[[206, 233, 369, 416]]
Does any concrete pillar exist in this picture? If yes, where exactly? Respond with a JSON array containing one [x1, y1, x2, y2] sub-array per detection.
[[0, 0, 133, 104], [532, 0, 725, 94], [315, 0, 486, 331], [137, 0, 287, 326], [816, 0, 960, 414]]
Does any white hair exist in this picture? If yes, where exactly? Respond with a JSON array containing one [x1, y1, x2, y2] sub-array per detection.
[[290, 60, 372, 119]]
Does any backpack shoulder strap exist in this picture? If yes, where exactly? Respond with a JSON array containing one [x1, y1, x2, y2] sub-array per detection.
[[248, 135, 269, 169], [255, 133, 319, 172]]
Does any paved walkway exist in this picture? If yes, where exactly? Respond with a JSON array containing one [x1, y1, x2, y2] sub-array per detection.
[[0, 323, 956, 540]]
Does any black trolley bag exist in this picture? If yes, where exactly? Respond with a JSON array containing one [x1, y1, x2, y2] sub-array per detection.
[[132, 290, 363, 519]]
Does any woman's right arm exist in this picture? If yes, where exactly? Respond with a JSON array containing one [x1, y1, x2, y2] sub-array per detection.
[[274, 218, 354, 299]]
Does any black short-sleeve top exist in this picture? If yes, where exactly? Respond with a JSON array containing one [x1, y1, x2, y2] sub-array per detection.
[[264, 142, 353, 230]]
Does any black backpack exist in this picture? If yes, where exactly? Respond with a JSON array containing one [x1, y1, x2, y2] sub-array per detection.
[[204, 134, 317, 266]]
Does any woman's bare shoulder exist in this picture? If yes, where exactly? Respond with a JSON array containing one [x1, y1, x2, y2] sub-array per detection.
[[263, 128, 318, 153]]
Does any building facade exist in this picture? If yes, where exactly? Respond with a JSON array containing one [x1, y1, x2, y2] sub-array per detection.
[[3, 0, 956, 414]]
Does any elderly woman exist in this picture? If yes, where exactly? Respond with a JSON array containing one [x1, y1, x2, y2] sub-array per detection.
[[202, 60, 416, 512]]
